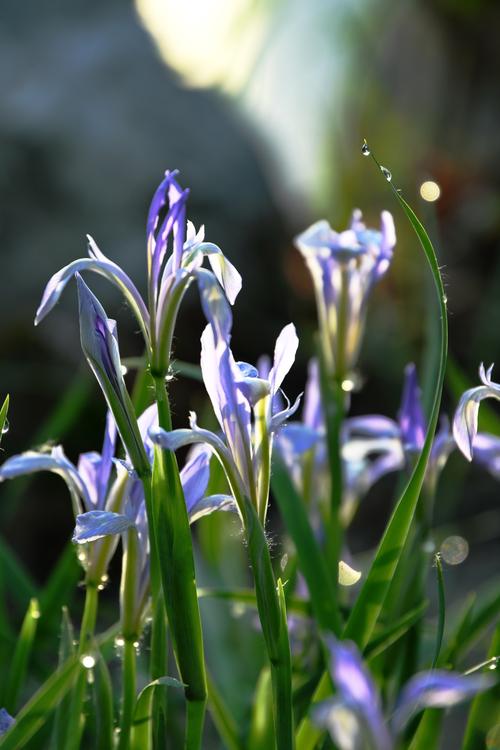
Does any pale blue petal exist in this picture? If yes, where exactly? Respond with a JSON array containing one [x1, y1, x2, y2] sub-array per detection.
[[393, 670, 495, 734], [73, 510, 134, 544], [204, 245, 242, 305], [453, 363, 500, 461], [270, 393, 302, 431], [268, 323, 299, 396], [188, 494, 236, 523], [181, 449, 210, 511], [344, 416, 400, 439]]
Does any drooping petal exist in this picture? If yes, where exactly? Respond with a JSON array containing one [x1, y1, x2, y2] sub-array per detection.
[[188, 494, 236, 524], [268, 323, 299, 396], [325, 637, 391, 750], [181, 449, 210, 512], [270, 393, 302, 431], [344, 416, 401, 440], [196, 268, 233, 342], [0, 446, 89, 516], [397, 364, 426, 452], [0, 708, 14, 736], [392, 670, 495, 734], [453, 364, 500, 461], [204, 244, 242, 305], [312, 698, 385, 750], [303, 359, 323, 431], [338, 561, 362, 587], [471, 432, 500, 479], [35, 243, 150, 345], [72, 510, 135, 544]]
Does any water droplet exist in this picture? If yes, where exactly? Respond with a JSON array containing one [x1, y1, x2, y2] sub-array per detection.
[[231, 603, 246, 618], [114, 636, 125, 648], [440, 535, 469, 565], [280, 553, 288, 571], [1, 418, 9, 435], [442, 295, 448, 305], [120, 364, 128, 376], [341, 378, 355, 393], [81, 654, 96, 669], [380, 166, 392, 182], [361, 141, 370, 156], [422, 539, 436, 554]]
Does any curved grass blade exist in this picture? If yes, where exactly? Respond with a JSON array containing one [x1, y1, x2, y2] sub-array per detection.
[[197, 587, 310, 618], [4, 598, 41, 713], [0, 395, 9, 447], [365, 601, 428, 661], [0, 653, 81, 749], [271, 459, 341, 635], [342, 155, 448, 649], [407, 709, 443, 750], [130, 676, 185, 750]]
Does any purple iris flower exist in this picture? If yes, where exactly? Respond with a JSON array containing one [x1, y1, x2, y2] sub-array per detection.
[[295, 210, 396, 379], [73, 404, 235, 630], [0, 412, 122, 575], [312, 637, 494, 750], [149, 322, 300, 521], [35, 171, 241, 376]]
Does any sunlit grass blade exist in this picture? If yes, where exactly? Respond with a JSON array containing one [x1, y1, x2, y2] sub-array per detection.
[[462, 624, 500, 749], [0, 653, 81, 749], [271, 458, 341, 635], [295, 672, 332, 750], [365, 601, 428, 661], [342, 164, 448, 650], [248, 667, 274, 750], [4, 598, 41, 713], [432, 554, 446, 668], [206, 670, 242, 750], [443, 584, 500, 666], [0, 395, 9, 447], [93, 650, 114, 750], [130, 676, 185, 750], [50, 607, 76, 750]]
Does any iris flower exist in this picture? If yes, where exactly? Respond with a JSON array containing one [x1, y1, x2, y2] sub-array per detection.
[[312, 637, 494, 750], [149, 312, 299, 523], [453, 363, 500, 479], [295, 210, 396, 381], [72, 404, 235, 632], [0, 709, 14, 737], [35, 170, 241, 378]]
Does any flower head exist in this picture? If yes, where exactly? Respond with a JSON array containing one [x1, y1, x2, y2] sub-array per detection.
[[295, 210, 395, 380]]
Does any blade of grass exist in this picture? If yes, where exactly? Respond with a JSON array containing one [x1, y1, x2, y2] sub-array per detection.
[[0, 395, 9, 446], [130, 676, 185, 750], [50, 607, 76, 750], [365, 601, 429, 661], [248, 667, 274, 750], [343, 154, 448, 649], [431, 554, 446, 669], [4, 598, 41, 713], [39, 543, 81, 627], [271, 458, 341, 635], [197, 587, 310, 617]]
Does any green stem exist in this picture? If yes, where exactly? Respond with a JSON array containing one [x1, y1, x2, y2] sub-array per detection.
[[117, 639, 137, 750], [151, 374, 207, 749]]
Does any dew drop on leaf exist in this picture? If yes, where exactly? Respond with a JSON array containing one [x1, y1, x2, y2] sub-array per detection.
[[380, 165, 392, 182], [361, 141, 370, 156]]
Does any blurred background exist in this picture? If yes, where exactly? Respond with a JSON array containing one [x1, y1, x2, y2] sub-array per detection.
[[1, 0, 500, 742]]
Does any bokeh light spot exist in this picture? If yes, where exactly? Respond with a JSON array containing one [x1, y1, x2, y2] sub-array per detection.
[[440, 535, 469, 565], [420, 180, 441, 202]]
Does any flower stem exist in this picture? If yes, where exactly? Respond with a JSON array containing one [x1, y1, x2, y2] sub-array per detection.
[[117, 638, 137, 750], [151, 373, 207, 749]]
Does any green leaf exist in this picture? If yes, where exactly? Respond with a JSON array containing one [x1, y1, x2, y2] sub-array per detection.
[[408, 709, 443, 750], [432, 554, 446, 668], [443, 584, 500, 666], [93, 651, 114, 750], [342, 174, 448, 650], [4, 598, 41, 713], [50, 608, 76, 750], [365, 601, 428, 661], [130, 676, 185, 750], [248, 667, 274, 750], [271, 459, 341, 635], [0, 536, 36, 608], [0, 653, 81, 749]]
